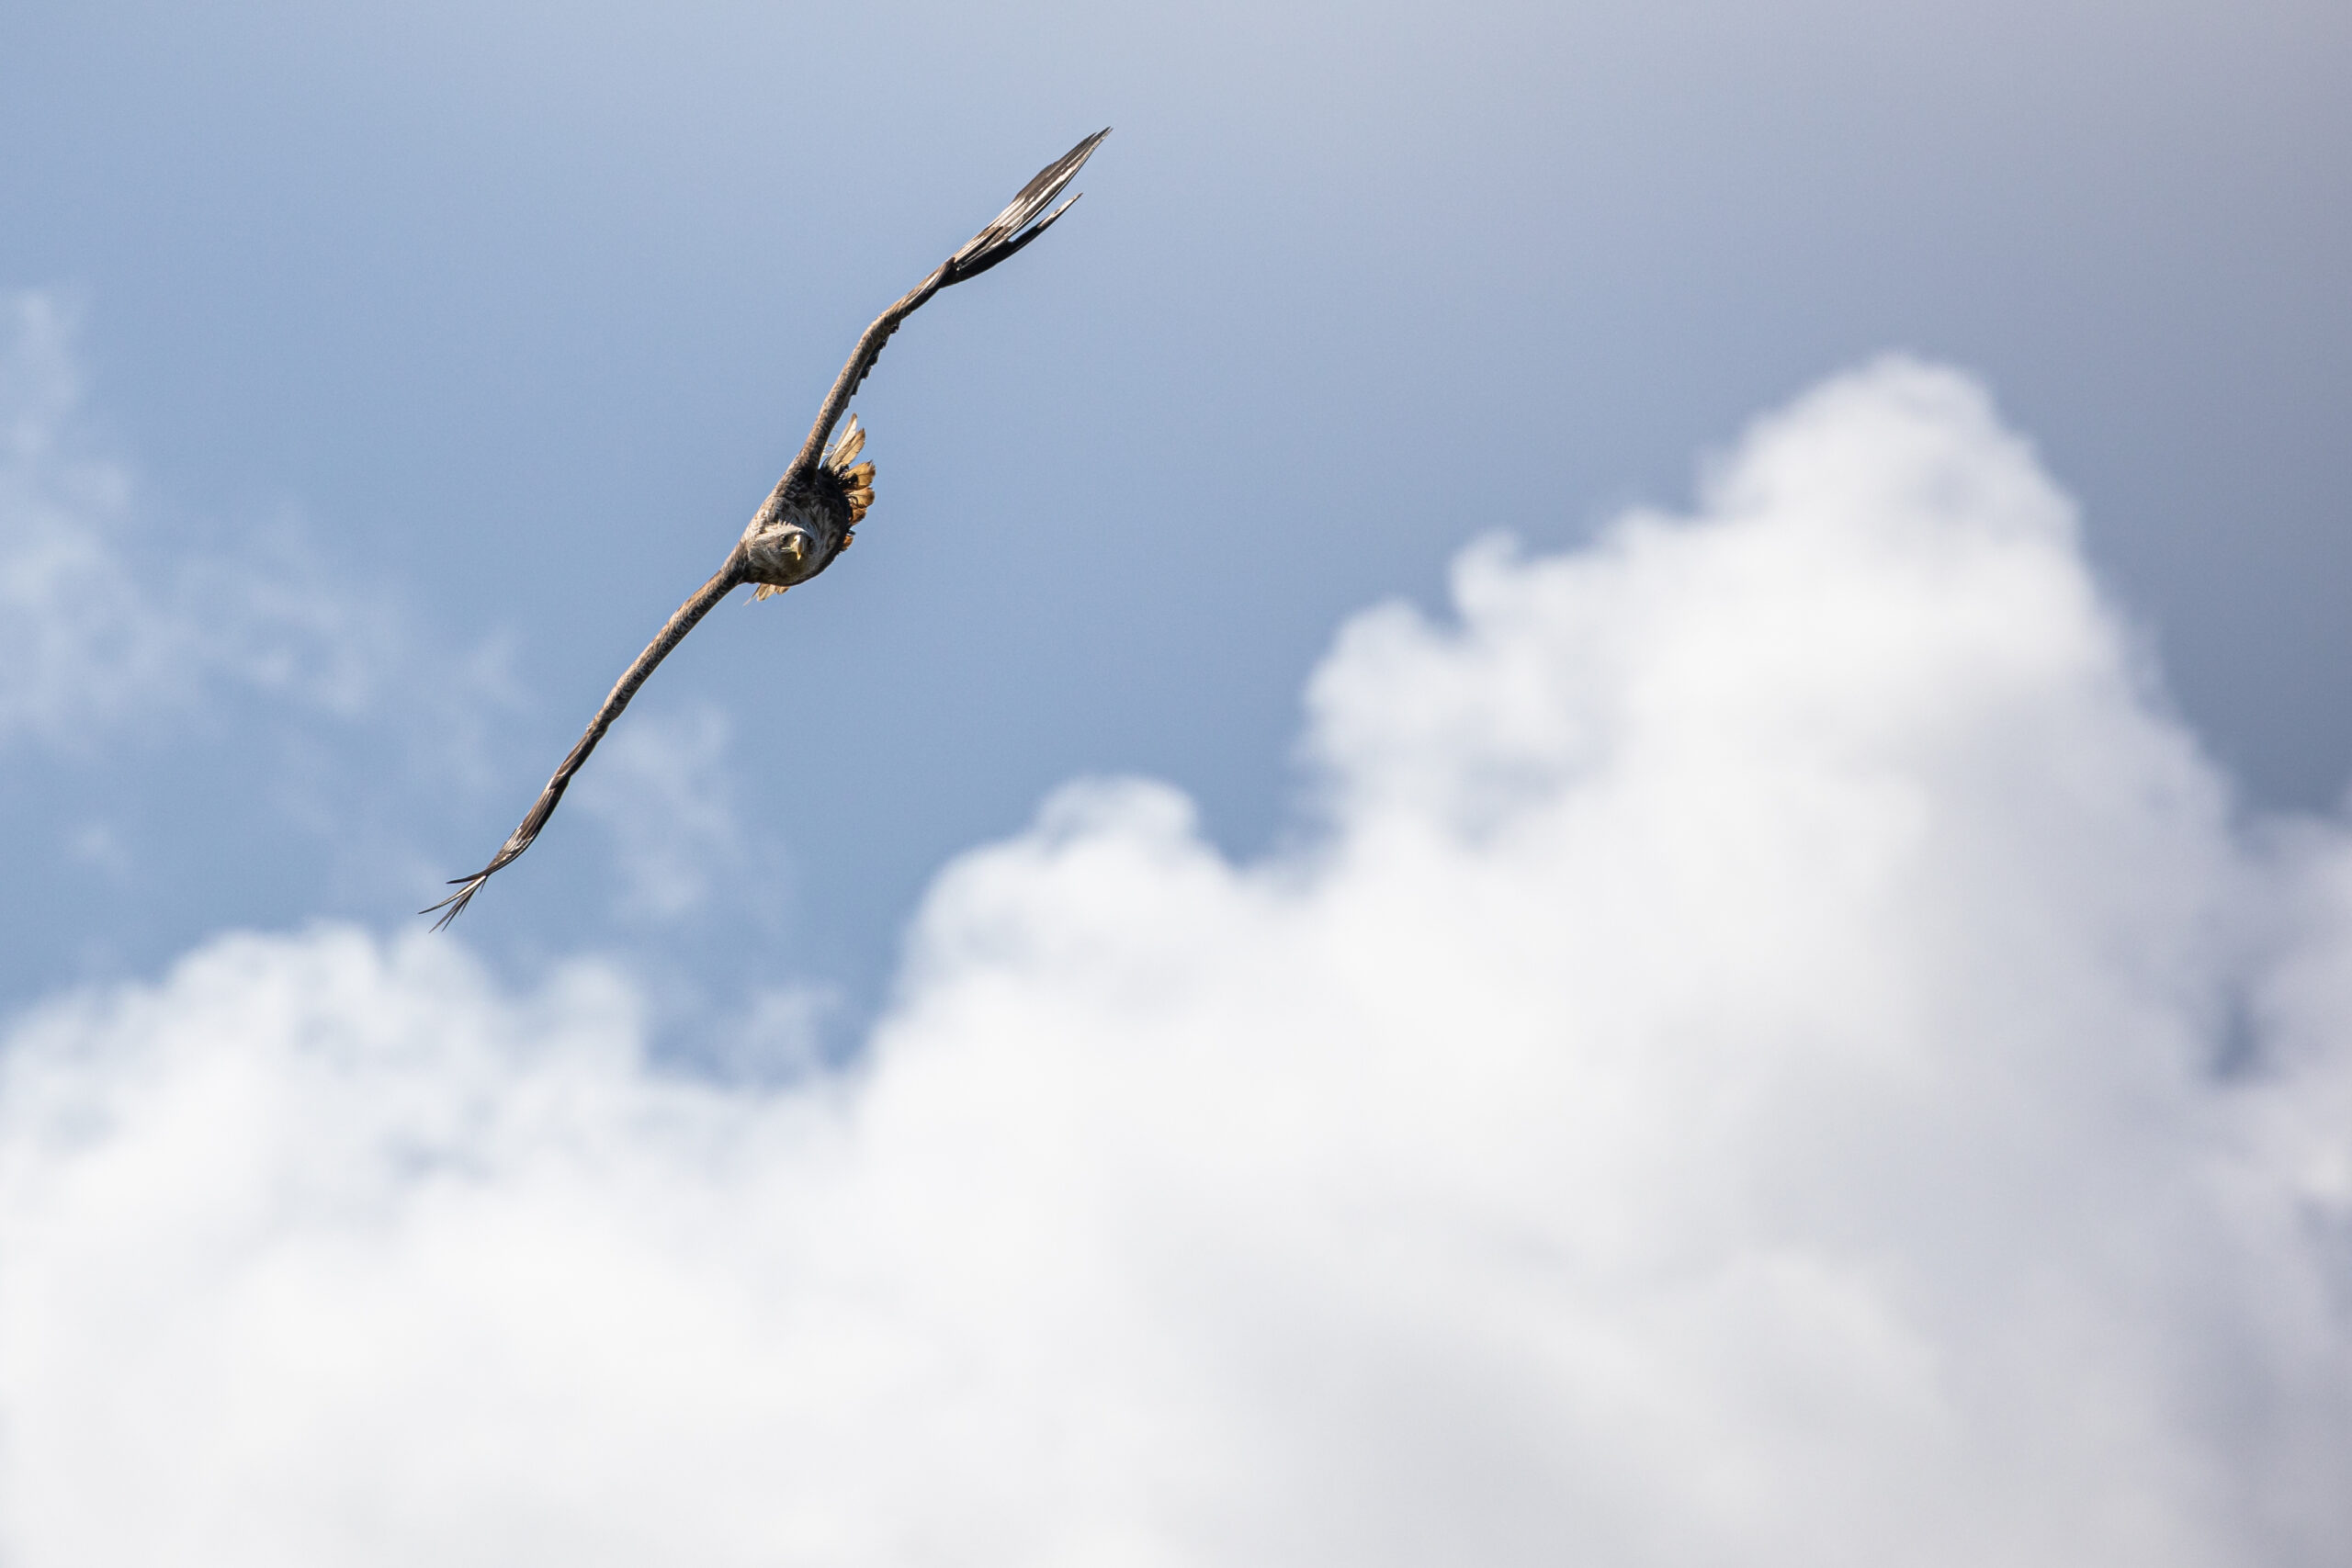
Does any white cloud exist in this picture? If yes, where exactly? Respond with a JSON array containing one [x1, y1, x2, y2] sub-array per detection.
[[2, 359, 2348, 1565], [572, 703, 745, 921], [0, 291, 397, 749], [0, 290, 537, 919]]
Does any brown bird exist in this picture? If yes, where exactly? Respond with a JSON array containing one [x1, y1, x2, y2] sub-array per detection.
[[426, 129, 1109, 928]]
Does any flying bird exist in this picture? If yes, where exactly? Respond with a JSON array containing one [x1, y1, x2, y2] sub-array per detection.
[[425, 129, 1110, 928]]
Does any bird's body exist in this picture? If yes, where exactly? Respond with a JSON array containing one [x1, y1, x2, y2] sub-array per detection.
[[425, 131, 1107, 927], [743, 417, 874, 596]]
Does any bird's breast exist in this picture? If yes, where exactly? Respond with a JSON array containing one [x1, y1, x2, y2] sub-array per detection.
[[740, 488, 846, 589]]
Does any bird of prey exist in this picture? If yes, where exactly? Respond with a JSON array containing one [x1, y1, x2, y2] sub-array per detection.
[[425, 129, 1110, 928]]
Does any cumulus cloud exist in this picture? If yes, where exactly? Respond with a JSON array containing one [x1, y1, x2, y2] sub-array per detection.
[[3, 360, 2349, 1566]]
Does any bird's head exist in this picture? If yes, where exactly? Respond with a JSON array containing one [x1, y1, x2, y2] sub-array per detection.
[[740, 518, 822, 598]]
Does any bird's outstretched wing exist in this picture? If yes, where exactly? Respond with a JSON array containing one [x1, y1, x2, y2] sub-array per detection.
[[424, 560, 744, 928], [778, 127, 1111, 490], [427, 129, 1109, 928]]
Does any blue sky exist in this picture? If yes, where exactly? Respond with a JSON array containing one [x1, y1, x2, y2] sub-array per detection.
[[5, 0, 2346, 1025], [5, 3, 2352, 1561]]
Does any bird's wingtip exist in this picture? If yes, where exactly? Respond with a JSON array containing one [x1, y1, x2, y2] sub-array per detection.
[[945, 128, 1114, 281], [421, 872, 489, 929]]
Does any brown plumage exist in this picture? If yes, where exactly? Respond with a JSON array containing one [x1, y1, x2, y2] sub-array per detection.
[[425, 130, 1108, 928], [752, 417, 873, 601]]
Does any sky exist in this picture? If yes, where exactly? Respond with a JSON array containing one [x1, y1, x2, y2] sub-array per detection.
[[4, 1, 2351, 1562]]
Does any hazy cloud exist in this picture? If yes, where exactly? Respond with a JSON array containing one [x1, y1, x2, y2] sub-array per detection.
[[0, 293, 539, 945], [0, 292, 395, 748], [3, 360, 2347, 1565], [572, 703, 745, 922]]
